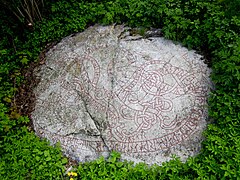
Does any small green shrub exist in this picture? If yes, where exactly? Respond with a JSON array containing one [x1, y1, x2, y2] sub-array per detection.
[[218, 0, 240, 17], [0, 127, 67, 179]]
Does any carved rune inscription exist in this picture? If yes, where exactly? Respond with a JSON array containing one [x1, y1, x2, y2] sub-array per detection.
[[70, 50, 206, 153], [32, 25, 211, 162]]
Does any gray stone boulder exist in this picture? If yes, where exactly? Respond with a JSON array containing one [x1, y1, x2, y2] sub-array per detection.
[[31, 25, 212, 165]]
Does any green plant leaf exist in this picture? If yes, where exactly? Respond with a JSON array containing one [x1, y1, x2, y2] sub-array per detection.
[[20, 57, 29, 65]]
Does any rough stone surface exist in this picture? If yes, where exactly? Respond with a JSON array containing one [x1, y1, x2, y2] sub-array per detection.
[[32, 25, 212, 165]]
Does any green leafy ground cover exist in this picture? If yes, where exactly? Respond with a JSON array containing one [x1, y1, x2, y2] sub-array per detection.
[[0, 0, 239, 179]]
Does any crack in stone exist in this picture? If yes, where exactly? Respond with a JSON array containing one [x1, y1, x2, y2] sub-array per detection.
[[65, 131, 101, 137], [124, 36, 143, 41], [106, 34, 119, 124], [74, 88, 110, 153], [144, 28, 163, 38], [122, 27, 163, 42], [46, 66, 55, 71]]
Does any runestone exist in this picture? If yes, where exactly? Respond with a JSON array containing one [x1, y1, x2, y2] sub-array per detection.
[[32, 25, 212, 165]]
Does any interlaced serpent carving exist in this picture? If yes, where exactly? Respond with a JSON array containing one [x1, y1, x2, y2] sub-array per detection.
[[33, 33, 210, 156]]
